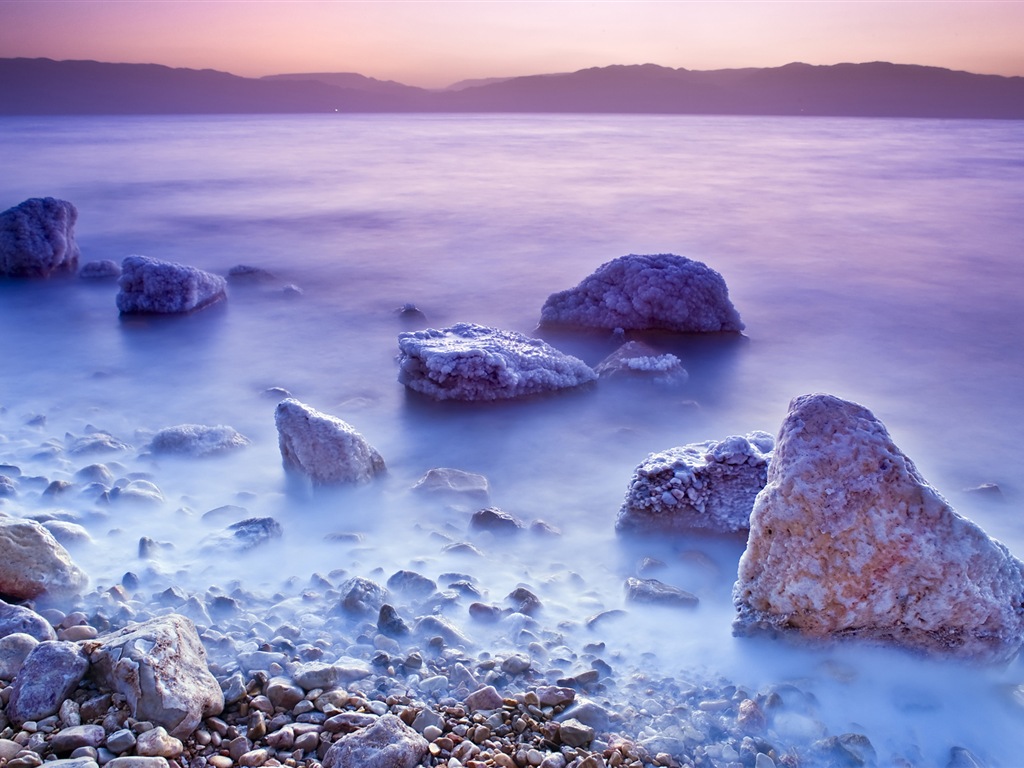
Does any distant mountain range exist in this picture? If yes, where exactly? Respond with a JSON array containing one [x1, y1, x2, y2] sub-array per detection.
[[2, 58, 1023, 118]]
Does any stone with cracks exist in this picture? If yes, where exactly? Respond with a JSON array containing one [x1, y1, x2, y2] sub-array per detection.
[[397, 322, 597, 401], [322, 714, 428, 768], [733, 393, 1024, 663], [540, 253, 744, 332], [617, 432, 774, 535], [0, 197, 80, 277], [116, 255, 226, 314], [149, 425, 250, 457], [0, 518, 88, 601], [275, 399, 385, 486], [84, 614, 224, 738]]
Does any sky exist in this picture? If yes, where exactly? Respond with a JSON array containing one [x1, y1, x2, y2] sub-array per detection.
[[2, 1, 1024, 89]]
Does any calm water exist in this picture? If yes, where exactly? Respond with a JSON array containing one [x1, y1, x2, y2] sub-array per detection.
[[2, 114, 1024, 763]]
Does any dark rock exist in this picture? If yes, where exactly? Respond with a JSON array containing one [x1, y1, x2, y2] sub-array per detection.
[[7, 640, 89, 724], [470, 507, 525, 535]]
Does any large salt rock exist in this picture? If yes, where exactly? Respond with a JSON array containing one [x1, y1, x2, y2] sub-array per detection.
[[0, 198, 80, 277], [149, 424, 250, 457], [84, 614, 224, 738], [116, 255, 226, 314], [275, 399, 385, 485], [733, 393, 1024, 663], [397, 322, 597, 401], [540, 254, 744, 332], [617, 432, 774, 535], [322, 714, 428, 768], [0, 518, 88, 601]]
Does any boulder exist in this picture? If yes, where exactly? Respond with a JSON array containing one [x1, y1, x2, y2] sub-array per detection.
[[733, 393, 1024, 663], [540, 253, 744, 332], [0, 602, 57, 641], [6, 641, 89, 724], [595, 340, 689, 385], [116, 255, 226, 314], [84, 614, 224, 738], [275, 399, 385, 485], [0, 518, 88, 601], [0, 197, 80, 277], [322, 714, 428, 768], [397, 322, 597, 401], [617, 432, 774, 534], [149, 425, 250, 457]]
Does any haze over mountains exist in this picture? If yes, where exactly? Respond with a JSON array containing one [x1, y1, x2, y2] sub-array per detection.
[[2, 57, 1023, 118]]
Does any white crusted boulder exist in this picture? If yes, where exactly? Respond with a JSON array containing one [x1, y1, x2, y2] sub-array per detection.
[[397, 322, 597, 401], [733, 393, 1024, 663], [84, 614, 224, 738], [617, 432, 774, 534], [275, 399, 385, 485], [116, 255, 226, 314], [540, 254, 744, 332], [0, 197, 80, 277], [0, 518, 88, 601], [322, 714, 428, 768], [595, 340, 689, 385], [149, 424, 250, 457]]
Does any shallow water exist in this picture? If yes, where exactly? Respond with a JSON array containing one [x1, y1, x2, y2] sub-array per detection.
[[2, 114, 1024, 764]]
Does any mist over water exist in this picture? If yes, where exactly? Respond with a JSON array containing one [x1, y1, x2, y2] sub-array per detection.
[[2, 114, 1024, 764]]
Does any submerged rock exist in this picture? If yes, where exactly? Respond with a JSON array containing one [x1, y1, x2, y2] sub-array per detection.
[[595, 340, 689, 385], [116, 255, 227, 314], [624, 577, 699, 608], [149, 424, 250, 457], [412, 467, 490, 502], [78, 259, 121, 279], [275, 399, 386, 486], [0, 518, 88, 601], [540, 253, 744, 332], [0, 197, 80, 278], [733, 393, 1024, 663], [617, 432, 774, 534], [397, 322, 597, 401]]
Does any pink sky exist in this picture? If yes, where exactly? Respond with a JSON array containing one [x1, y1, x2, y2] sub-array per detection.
[[2, 0, 1023, 88]]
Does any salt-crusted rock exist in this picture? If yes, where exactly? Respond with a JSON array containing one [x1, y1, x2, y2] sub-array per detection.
[[6, 641, 89, 724], [412, 467, 490, 502], [734, 393, 1024, 663], [79, 259, 121, 279], [595, 340, 689, 385], [322, 714, 428, 768], [0, 518, 88, 601], [84, 614, 224, 738], [149, 424, 250, 457], [0, 602, 57, 641], [397, 322, 597, 401], [0, 197, 80, 277], [540, 254, 744, 332], [275, 399, 385, 485], [624, 577, 699, 608], [617, 432, 774, 535], [116, 255, 226, 314]]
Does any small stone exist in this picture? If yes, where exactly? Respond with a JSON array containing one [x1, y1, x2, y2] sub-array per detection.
[[134, 727, 183, 758], [558, 718, 595, 748], [238, 749, 270, 767], [50, 724, 105, 754], [465, 686, 504, 712], [105, 729, 137, 754]]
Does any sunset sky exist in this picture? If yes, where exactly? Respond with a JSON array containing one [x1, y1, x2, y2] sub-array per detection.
[[3, 1, 1023, 89]]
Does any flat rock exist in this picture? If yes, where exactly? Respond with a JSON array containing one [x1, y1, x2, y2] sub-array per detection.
[[624, 577, 699, 608], [412, 467, 490, 502], [470, 507, 525, 535], [116, 255, 226, 314], [540, 253, 744, 332], [595, 340, 689, 385], [0, 197, 80, 277], [0, 518, 88, 601], [275, 399, 385, 486], [322, 714, 428, 768], [734, 393, 1024, 663], [617, 431, 774, 534], [149, 425, 250, 457], [397, 322, 597, 401], [6, 640, 89, 724]]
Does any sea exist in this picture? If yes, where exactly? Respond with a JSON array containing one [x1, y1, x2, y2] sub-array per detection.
[[2, 114, 1024, 764]]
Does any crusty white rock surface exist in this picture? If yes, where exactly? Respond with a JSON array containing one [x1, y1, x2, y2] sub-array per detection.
[[540, 253, 744, 332], [733, 393, 1024, 663], [116, 255, 226, 314], [275, 399, 385, 485], [0, 197, 80, 277], [617, 432, 773, 534], [595, 340, 689, 385], [397, 322, 597, 401]]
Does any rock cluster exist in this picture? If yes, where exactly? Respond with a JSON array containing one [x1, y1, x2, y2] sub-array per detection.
[[0, 198, 80, 278], [116, 256, 227, 315]]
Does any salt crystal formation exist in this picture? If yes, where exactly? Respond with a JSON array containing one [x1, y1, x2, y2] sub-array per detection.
[[275, 399, 386, 485], [734, 393, 1024, 663], [397, 322, 597, 401], [0, 197, 80, 277], [116, 255, 226, 314], [617, 432, 774, 534], [595, 340, 689, 385], [540, 253, 744, 332]]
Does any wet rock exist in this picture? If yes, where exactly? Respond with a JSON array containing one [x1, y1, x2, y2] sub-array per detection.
[[558, 718, 595, 748], [377, 604, 410, 637], [135, 727, 183, 758], [964, 483, 1003, 500], [322, 713, 428, 768], [105, 729, 137, 754], [43, 520, 93, 547], [0, 633, 40, 679], [617, 431, 774, 535], [734, 393, 1024, 663], [290, 659, 371, 689], [0, 475, 16, 497], [471, 507, 525, 534], [225, 517, 283, 551], [68, 432, 129, 455], [336, 577, 388, 617], [947, 747, 986, 768], [275, 399, 386, 486], [397, 322, 597, 401], [6, 641, 89, 724], [465, 685, 504, 712], [412, 467, 490, 502], [386, 570, 437, 599], [50, 724, 106, 755], [227, 264, 275, 282], [79, 259, 121, 279], [506, 587, 542, 616], [539, 253, 744, 332], [265, 676, 304, 709], [116, 255, 227, 314], [624, 577, 699, 608], [0, 518, 88, 601], [809, 733, 877, 767], [149, 425, 250, 457], [595, 340, 689, 386], [108, 480, 164, 506], [414, 615, 471, 647], [85, 614, 224, 738], [0, 197, 80, 278], [0, 602, 58, 641]]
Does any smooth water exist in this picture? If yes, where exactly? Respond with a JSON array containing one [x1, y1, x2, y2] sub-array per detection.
[[2, 114, 1024, 764]]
